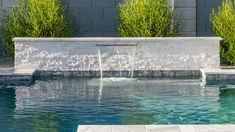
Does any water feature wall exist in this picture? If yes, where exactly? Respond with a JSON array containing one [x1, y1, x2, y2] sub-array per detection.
[[14, 37, 220, 77]]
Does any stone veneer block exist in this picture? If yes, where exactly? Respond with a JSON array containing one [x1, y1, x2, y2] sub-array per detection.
[[14, 37, 221, 75]]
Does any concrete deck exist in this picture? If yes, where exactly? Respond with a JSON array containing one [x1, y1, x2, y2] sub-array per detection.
[[201, 68, 235, 85], [77, 125, 235, 132]]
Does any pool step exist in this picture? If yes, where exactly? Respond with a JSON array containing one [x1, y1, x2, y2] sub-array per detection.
[[201, 68, 235, 85], [77, 125, 235, 132], [0, 68, 35, 85]]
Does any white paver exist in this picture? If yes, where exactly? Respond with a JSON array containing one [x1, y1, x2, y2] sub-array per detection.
[[179, 126, 196, 132], [112, 125, 146, 132], [146, 125, 181, 132], [201, 68, 235, 75], [194, 125, 235, 132], [78, 125, 112, 132], [77, 125, 235, 132]]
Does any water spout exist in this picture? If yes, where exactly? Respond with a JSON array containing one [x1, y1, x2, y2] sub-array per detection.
[[116, 46, 122, 77], [130, 46, 137, 78], [98, 78, 103, 103], [96, 43, 138, 78]]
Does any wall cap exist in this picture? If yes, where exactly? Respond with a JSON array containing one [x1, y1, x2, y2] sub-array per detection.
[[13, 37, 222, 43]]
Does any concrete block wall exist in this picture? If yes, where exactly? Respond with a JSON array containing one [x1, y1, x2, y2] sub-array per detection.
[[66, 0, 120, 37], [0, 0, 197, 37], [196, 0, 222, 36], [175, 0, 196, 36], [68, 0, 196, 37]]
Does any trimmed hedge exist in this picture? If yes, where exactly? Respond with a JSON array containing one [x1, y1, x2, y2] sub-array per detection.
[[2, 0, 75, 57], [210, 0, 235, 65]]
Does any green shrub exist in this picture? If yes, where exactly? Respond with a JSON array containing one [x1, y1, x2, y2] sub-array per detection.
[[118, 0, 179, 37], [210, 0, 235, 65], [2, 0, 75, 57]]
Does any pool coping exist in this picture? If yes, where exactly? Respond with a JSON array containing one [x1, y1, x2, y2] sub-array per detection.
[[0, 68, 35, 85], [201, 68, 235, 85], [13, 37, 222, 43], [77, 125, 235, 132]]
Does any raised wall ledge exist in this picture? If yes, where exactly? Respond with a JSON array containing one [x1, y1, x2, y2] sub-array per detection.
[[201, 68, 235, 85], [0, 68, 35, 85], [14, 37, 220, 72], [13, 37, 222, 43]]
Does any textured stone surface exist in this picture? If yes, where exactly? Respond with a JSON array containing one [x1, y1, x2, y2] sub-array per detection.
[[14, 37, 220, 73]]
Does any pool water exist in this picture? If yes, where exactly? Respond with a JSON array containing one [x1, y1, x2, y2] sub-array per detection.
[[0, 78, 235, 132]]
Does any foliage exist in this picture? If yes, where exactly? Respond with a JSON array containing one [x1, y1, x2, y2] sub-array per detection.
[[210, 0, 235, 65], [2, 0, 75, 57], [118, 0, 179, 37]]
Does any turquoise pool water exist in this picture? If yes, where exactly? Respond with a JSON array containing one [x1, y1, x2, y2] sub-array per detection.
[[0, 78, 235, 132]]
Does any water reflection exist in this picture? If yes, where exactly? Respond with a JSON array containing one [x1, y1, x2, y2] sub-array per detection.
[[217, 88, 235, 124], [0, 88, 16, 131], [98, 79, 103, 103], [0, 78, 235, 132], [117, 81, 221, 124], [32, 113, 59, 132]]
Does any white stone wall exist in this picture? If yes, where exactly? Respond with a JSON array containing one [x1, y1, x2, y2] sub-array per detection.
[[14, 37, 220, 71]]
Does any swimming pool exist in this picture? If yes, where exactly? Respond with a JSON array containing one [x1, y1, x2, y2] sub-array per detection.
[[0, 78, 234, 132]]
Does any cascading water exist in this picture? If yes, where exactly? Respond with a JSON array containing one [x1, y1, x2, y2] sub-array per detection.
[[130, 46, 137, 78], [98, 78, 103, 103], [98, 48, 103, 79], [96, 43, 138, 102], [116, 46, 122, 77], [96, 43, 138, 78]]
